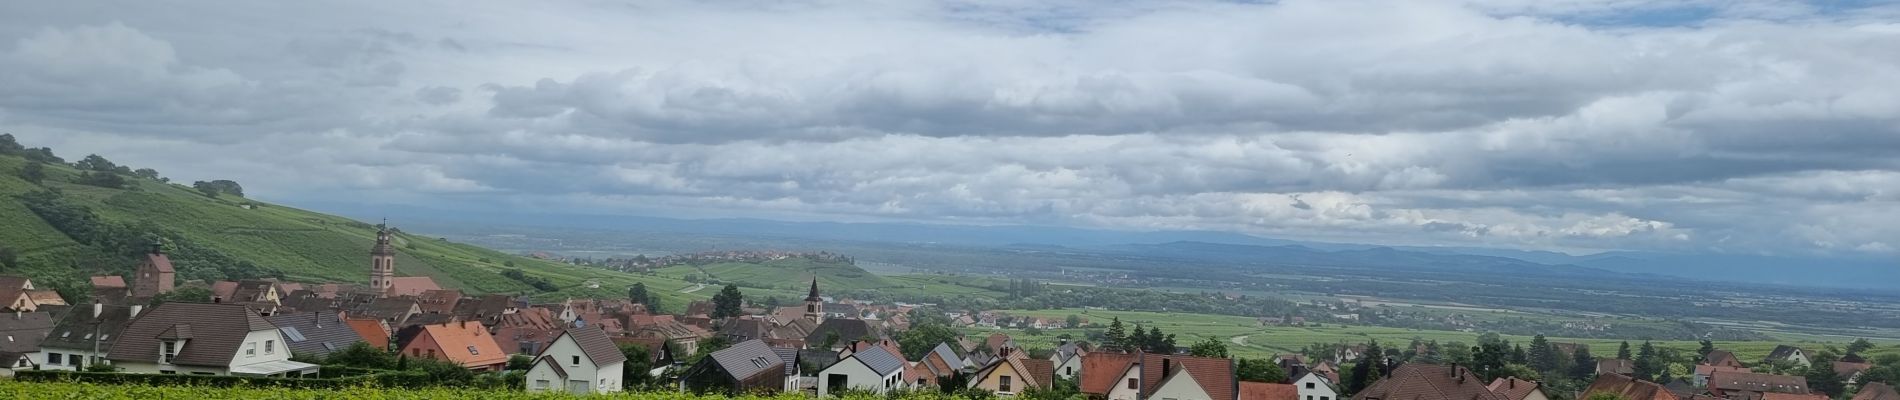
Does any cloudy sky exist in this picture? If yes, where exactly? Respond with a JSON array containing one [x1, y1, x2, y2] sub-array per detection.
[[2, 0, 1897, 257]]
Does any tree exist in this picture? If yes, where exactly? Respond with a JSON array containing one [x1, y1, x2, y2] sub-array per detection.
[[1237, 358, 1288, 383], [1190, 337, 1229, 358], [1066, 314, 1083, 329], [18, 162, 43, 184], [192, 179, 245, 197], [1698, 339, 1716, 358], [628, 283, 652, 305], [1848, 338, 1876, 356], [150, 287, 213, 305], [1348, 341, 1384, 395], [324, 342, 396, 369], [823, 332, 841, 350], [1572, 346, 1598, 380], [1633, 341, 1658, 381], [75, 154, 119, 172], [1105, 318, 1127, 350], [0, 133, 22, 155], [507, 354, 533, 370], [75, 171, 127, 189], [133, 168, 160, 180], [1511, 344, 1528, 365], [1445, 341, 1474, 366], [711, 284, 744, 319], [1529, 335, 1558, 376], [1127, 324, 1149, 352], [899, 323, 964, 360], [1617, 342, 1632, 360], [1498, 363, 1541, 381], [1807, 361, 1845, 397], [620, 344, 655, 390]]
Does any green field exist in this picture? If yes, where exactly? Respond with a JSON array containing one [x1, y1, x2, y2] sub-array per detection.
[[972, 308, 1900, 361]]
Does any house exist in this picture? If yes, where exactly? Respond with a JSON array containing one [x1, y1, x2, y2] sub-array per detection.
[[1244, 382, 1300, 400], [0, 276, 49, 312], [1141, 353, 1239, 400], [1583, 373, 1680, 400], [1052, 340, 1088, 379], [1708, 371, 1810, 400], [107, 302, 320, 377], [816, 343, 907, 397], [39, 303, 142, 371], [1764, 346, 1812, 367], [1705, 350, 1745, 368], [1, 310, 55, 368], [1309, 361, 1341, 384], [1663, 378, 1698, 399], [1488, 377, 1549, 400], [1760, 394, 1829, 400], [1695, 364, 1752, 387], [1599, 359, 1636, 376], [1853, 382, 1900, 400], [986, 333, 1017, 355], [343, 318, 392, 349], [805, 318, 877, 350], [627, 314, 708, 356], [265, 311, 366, 360], [0, 351, 32, 376], [1354, 364, 1505, 400], [130, 244, 176, 299], [397, 320, 508, 371], [1079, 352, 1142, 400], [921, 342, 970, 380], [492, 307, 564, 355], [526, 327, 626, 394], [1835, 362, 1874, 385], [1295, 372, 1342, 400], [968, 349, 1054, 396], [684, 339, 784, 395], [774, 347, 805, 393]]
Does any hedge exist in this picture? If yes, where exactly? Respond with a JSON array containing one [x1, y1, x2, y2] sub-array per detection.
[[0, 380, 984, 399], [12, 368, 434, 389]]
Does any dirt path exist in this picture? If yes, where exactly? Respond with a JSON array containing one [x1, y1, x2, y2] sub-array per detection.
[[1231, 335, 1250, 346], [678, 283, 708, 293]]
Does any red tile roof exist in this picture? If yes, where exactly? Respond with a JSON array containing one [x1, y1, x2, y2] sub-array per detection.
[[386, 277, 442, 298], [1584, 373, 1680, 400], [1761, 394, 1828, 400], [1079, 352, 1138, 395], [90, 275, 127, 288], [1355, 363, 1506, 400], [1488, 377, 1544, 400], [1242, 382, 1299, 400], [344, 318, 390, 349], [1853, 382, 1900, 400], [1142, 353, 1236, 400]]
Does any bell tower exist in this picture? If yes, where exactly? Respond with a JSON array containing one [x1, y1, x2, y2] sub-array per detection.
[[370, 221, 396, 295], [804, 275, 824, 324]]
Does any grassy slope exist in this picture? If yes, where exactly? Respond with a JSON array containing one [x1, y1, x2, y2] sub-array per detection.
[[0, 154, 725, 311]]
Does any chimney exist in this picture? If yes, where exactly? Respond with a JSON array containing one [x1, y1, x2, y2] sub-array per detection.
[[130, 304, 143, 318], [1162, 358, 1173, 376], [314, 311, 324, 328], [1510, 378, 1517, 389]]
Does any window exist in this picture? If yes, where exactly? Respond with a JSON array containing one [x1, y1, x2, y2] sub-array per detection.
[[1000, 375, 1012, 392], [48, 353, 63, 365], [1308, 382, 1317, 389], [1323, 397, 1332, 400], [162, 341, 178, 363], [572, 355, 581, 366], [468, 346, 480, 355], [534, 380, 550, 390], [1308, 396, 1315, 400], [265, 340, 275, 354], [246, 343, 257, 356], [160, 370, 176, 374]]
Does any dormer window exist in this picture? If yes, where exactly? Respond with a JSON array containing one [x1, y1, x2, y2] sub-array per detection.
[[162, 341, 179, 363], [468, 346, 480, 355]]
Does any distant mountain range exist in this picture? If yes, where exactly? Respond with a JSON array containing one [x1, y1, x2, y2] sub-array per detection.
[[302, 202, 1899, 291]]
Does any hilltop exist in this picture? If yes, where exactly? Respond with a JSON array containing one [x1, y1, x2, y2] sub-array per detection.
[[0, 135, 716, 310]]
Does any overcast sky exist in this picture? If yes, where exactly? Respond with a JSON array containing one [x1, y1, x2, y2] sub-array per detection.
[[1, 0, 1897, 256]]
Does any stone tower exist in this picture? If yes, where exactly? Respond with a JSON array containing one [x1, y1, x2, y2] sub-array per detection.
[[131, 242, 175, 299], [804, 276, 824, 324], [369, 223, 396, 295]]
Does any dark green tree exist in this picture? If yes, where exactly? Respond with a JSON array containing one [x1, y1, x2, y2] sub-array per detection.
[[506, 354, 533, 370], [711, 284, 744, 319], [1105, 317, 1127, 350], [1127, 324, 1149, 351], [133, 168, 161, 180], [1189, 337, 1229, 358], [75, 154, 119, 172], [1633, 341, 1658, 381], [75, 171, 127, 189], [0, 133, 22, 155], [18, 162, 44, 184], [323, 342, 396, 369], [1237, 358, 1288, 383], [1529, 335, 1558, 376], [620, 344, 655, 390], [1066, 314, 1083, 328], [898, 323, 963, 360], [1807, 361, 1844, 397], [1698, 339, 1716, 358], [1848, 338, 1876, 356], [1571, 346, 1598, 380], [150, 287, 214, 305], [1617, 341, 1632, 360], [628, 283, 652, 305]]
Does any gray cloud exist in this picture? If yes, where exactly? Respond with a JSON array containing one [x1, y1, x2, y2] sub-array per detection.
[[0, 0, 1896, 257]]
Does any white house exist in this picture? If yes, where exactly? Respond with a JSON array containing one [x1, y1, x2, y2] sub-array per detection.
[[1051, 341, 1086, 379], [526, 327, 627, 394], [817, 344, 907, 397], [37, 304, 142, 371], [106, 303, 319, 377], [1295, 372, 1341, 400]]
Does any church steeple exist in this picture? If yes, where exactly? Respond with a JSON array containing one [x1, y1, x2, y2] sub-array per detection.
[[369, 221, 396, 295], [804, 275, 823, 324]]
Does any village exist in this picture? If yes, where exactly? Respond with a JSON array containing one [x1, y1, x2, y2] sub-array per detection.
[[0, 223, 1891, 400]]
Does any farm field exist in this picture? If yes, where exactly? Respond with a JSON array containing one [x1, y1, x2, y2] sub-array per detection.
[[977, 308, 1900, 361]]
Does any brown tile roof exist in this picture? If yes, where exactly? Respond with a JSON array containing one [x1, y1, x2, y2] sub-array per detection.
[[1243, 382, 1299, 400], [1599, 359, 1636, 375], [1705, 350, 1744, 368], [1853, 382, 1900, 400], [556, 326, 627, 366], [1488, 377, 1544, 400], [1584, 373, 1681, 400], [209, 281, 240, 300], [1080, 352, 1138, 395], [1022, 358, 1056, 390], [1834, 362, 1873, 377], [90, 275, 127, 288], [1709, 371, 1810, 395], [411, 321, 507, 368], [1142, 353, 1236, 400], [1697, 364, 1751, 377], [0, 276, 32, 309], [1761, 394, 1828, 400], [25, 290, 65, 305], [108, 302, 275, 367], [386, 277, 442, 298], [1355, 363, 1506, 400]]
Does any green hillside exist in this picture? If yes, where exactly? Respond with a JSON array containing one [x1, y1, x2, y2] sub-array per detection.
[[0, 140, 719, 311]]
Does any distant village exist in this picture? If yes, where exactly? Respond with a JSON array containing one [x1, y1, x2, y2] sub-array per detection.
[[560, 250, 855, 273], [0, 224, 1894, 400]]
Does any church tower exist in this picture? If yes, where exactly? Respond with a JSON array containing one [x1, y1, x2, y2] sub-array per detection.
[[804, 276, 824, 324], [369, 222, 396, 295]]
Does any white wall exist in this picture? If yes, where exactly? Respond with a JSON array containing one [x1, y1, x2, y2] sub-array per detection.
[[1151, 366, 1214, 400], [1297, 373, 1340, 400], [226, 329, 292, 370], [1105, 364, 1142, 400], [818, 357, 898, 397], [522, 333, 623, 394], [1055, 355, 1083, 379]]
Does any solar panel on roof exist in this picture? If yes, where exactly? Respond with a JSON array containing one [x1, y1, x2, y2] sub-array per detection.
[[322, 342, 336, 351], [281, 326, 307, 342]]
